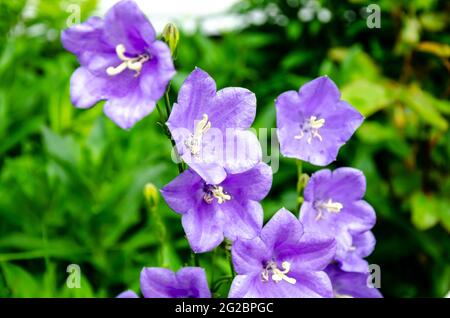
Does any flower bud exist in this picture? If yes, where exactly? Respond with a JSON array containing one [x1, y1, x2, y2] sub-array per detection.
[[143, 183, 159, 209], [162, 23, 180, 56]]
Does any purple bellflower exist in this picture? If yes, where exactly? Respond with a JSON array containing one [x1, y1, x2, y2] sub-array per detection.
[[275, 76, 363, 166], [117, 267, 211, 298], [167, 68, 262, 185], [161, 163, 272, 253], [61, 0, 175, 129], [229, 208, 336, 298], [325, 264, 382, 298], [117, 290, 139, 298], [299, 168, 376, 272]]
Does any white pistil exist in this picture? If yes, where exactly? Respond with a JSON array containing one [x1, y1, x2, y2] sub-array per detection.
[[185, 114, 211, 157], [294, 116, 325, 144], [261, 261, 296, 285], [315, 198, 343, 221], [106, 44, 150, 77], [203, 185, 231, 204]]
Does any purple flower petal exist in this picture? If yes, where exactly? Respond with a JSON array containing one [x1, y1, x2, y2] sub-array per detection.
[[140, 267, 178, 298], [104, 0, 156, 54], [139, 41, 176, 100], [168, 68, 256, 132], [182, 204, 224, 253], [103, 88, 156, 129], [232, 237, 270, 274], [260, 208, 304, 254], [167, 68, 217, 132], [140, 267, 211, 298], [186, 161, 227, 186], [228, 271, 333, 298], [210, 87, 256, 130], [222, 130, 262, 175], [325, 264, 382, 298], [160, 169, 203, 214], [175, 267, 212, 298], [221, 200, 263, 241], [116, 290, 139, 298], [61, 17, 112, 67], [221, 162, 272, 202], [286, 232, 336, 272], [70, 67, 108, 109], [304, 168, 366, 203], [337, 231, 375, 273]]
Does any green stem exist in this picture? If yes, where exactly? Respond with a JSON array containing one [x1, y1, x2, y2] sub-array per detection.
[[296, 160, 308, 213], [164, 84, 172, 116], [296, 160, 303, 194], [226, 248, 235, 278], [145, 200, 167, 266], [157, 83, 184, 173], [191, 252, 200, 267]]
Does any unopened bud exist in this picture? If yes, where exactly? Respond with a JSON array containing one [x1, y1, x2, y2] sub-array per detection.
[[162, 23, 180, 56], [143, 183, 159, 209]]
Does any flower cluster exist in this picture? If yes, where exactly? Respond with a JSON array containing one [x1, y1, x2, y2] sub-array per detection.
[[63, 0, 381, 299]]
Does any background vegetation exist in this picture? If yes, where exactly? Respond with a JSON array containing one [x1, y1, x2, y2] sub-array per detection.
[[0, 0, 448, 297]]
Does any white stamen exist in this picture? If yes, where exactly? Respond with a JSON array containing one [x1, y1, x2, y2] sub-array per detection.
[[262, 261, 296, 285], [106, 44, 150, 77], [294, 115, 325, 144], [203, 185, 231, 204], [315, 198, 343, 221], [185, 114, 211, 157]]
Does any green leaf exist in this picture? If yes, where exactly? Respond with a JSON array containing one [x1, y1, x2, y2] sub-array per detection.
[[411, 192, 440, 230], [341, 79, 391, 117], [1, 263, 39, 297], [41, 126, 81, 167], [401, 85, 448, 131]]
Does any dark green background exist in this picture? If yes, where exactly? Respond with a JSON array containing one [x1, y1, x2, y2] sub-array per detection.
[[0, 0, 449, 297]]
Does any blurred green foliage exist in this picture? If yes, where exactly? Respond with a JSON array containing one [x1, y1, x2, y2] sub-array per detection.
[[0, 0, 449, 298]]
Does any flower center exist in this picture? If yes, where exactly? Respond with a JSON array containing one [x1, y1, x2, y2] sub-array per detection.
[[294, 115, 325, 144], [106, 44, 150, 77], [203, 184, 231, 204], [261, 261, 296, 284], [184, 114, 211, 157], [314, 198, 343, 221]]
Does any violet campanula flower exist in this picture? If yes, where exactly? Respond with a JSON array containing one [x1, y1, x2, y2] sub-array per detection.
[[167, 68, 262, 185], [117, 267, 211, 298], [229, 208, 336, 298], [299, 168, 376, 272], [275, 76, 363, 166], [117, 290, 139, 298], [61, 0, 175, 129], [161, 163, 272, 253], [325, 264, 382, 298]]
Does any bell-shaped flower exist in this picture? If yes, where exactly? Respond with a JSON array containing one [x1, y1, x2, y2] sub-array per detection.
[[299, 168, 376, 272], [275, 76, 363, 166], [62, 0, 175, 129], [229, 208, 336, 298], [167, 67, 261, 185], [161, 163, 272, 253], [117, 267, 211, 298]]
